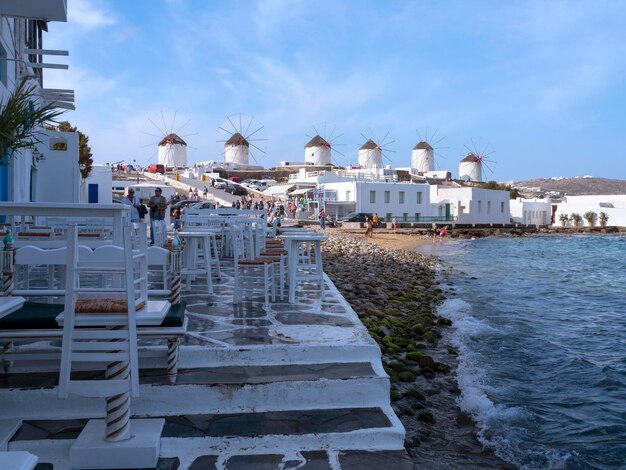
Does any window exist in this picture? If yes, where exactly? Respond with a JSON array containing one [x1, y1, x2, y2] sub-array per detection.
[[346, 190, 351, 200], [384, 191, 390, 203], [487, 201, 491, 214], [501, 201, 505, 213], [416, 192, 422, 204], [403, 212, 408, 221], [370, 190, 376, 203], [477, 201, 482, 213], [414, 213, 420, 221], [399, 191, 405, 204]]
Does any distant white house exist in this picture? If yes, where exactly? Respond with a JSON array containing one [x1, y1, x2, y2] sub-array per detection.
[[554, 195, 626, 227], [430, 186, 511, 225], [510, 197, 552, 225]]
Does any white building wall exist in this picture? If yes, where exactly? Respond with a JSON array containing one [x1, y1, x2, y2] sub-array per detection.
[[358, 149, 382, 169], [81, 165, 112, 204], [323, 181, 432, 220], [459, 161, 482, 181], [432, 186, 510, 224], [411, 149, 433, 173], [305, 145, 331, 166], [158, 143, 187, 167], [554, 195, 626, 227], [34, 131, 80, 203], [224, 144, 248, 166], [510, 198, 552, 225]]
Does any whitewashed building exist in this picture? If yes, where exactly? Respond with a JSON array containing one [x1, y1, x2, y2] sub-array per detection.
[[304, 135, 331, 166], [459, 153, 482, 182], [554, 195, 626, 227], [411, 141, 434, 174], [510, 197, 552, 225], [430, 185, 511, 224], [0, 2, 74, 203], [358, 139, 382, 169], [158, 133, 187, 168]]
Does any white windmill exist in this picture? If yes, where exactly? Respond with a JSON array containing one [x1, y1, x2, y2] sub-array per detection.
[[140, 112, 197, 168], [411, 128, 447, 174], [218, 114, 267, 169], [458, 139, 495, 182], [357, 131, 394, 169], [158, 133, 187, 167], [304, 124, 345, 166]]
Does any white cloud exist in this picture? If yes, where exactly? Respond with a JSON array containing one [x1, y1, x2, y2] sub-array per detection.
[[69, 0, 116, 30]]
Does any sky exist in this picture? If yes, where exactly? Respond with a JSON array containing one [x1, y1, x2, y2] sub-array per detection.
[[43, 0, 626, 182]]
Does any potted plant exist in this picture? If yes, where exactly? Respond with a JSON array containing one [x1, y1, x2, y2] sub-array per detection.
[[599, 212, 609, 228], [570, 213, 582, 227], [0, 81, 63, 165], [584, 211, 597, 227], [558, 213, 569, 227]]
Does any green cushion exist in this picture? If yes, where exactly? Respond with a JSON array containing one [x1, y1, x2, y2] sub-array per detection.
[[0, 302, 64, 330], [0, 301, 186, 330], [160, 301, 186, 328]]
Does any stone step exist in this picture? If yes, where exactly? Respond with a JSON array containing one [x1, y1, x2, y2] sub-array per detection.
[[9, 407, 407, 469], [0, 363, 391, 420]]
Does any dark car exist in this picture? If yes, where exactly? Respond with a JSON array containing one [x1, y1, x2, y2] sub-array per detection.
[[340, 212, 373, 223], [169, 199, 194, 216], [224, 183, 247, 196]]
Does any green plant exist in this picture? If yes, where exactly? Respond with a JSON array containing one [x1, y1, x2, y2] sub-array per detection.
[[599, 212, 609, 222], [558, 213, 569, 223], [570, 213, 582, 223], [0, 81, 64, 164], [584, 211, 597, 225]]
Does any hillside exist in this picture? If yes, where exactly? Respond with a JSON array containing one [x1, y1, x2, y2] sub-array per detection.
[[512, 177, 626, 196]]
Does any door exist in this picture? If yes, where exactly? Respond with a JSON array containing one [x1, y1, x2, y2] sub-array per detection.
[[88, 184, 99, 203], [445, 203, 451, 220]]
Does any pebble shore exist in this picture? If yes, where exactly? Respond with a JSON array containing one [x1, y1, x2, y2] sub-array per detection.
[[322, 230, 513, 469]]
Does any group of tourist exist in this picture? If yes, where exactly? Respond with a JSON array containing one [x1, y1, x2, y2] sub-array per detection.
[[123, 188, 167, 244]]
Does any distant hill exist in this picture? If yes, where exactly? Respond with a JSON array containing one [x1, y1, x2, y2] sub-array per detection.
[[511, 177, 626, 196]]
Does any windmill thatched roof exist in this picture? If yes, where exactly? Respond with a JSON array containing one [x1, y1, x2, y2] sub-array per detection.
[[225, 132, 249, 147], [461, 153, 479, 163], [360, 139, 379, 150], [158, 133, 187, 146], [413, 141, 433, 151], [305, 135, 330, 148]]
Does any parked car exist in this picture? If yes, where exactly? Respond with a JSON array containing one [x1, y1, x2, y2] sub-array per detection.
[[147, 163, 165, 174], [189, 201, 216, 210], [212, 178, 227, 189], [230, 176, 241, 183], [225, 183, 247, 196], [340, 212, 373, 223]]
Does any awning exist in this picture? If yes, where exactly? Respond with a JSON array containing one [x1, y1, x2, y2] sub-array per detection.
[[263, 184, 295, 197], [290, 188, 315, 196]]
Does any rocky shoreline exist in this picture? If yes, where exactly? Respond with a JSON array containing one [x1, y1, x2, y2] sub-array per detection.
[[321, 230, 513, 469]]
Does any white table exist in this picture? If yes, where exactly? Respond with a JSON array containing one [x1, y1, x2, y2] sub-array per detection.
[[0, 296, 26, 320], [278, 233, 327, 303]]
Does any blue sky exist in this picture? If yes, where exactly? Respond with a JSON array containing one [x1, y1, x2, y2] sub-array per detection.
[[44, 0, 626, 182]]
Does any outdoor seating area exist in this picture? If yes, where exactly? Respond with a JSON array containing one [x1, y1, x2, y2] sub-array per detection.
[[0, 203, 404, 469]]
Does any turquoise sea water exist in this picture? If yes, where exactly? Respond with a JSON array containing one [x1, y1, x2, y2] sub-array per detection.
[[434, 235, 626, 470]]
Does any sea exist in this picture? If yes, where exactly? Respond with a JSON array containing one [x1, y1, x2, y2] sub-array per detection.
[[430, 234, 626, 470]]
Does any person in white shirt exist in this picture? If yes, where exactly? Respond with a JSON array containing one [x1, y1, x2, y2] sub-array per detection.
[[122, 188, 141, 222]]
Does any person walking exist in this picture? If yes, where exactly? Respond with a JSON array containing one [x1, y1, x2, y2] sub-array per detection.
[[392, 216, 398, 233], [148, 187, 168, 245], [365, 216, 374, 238], [319, 208, 326, 230], [123, 188, 141, 222]]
